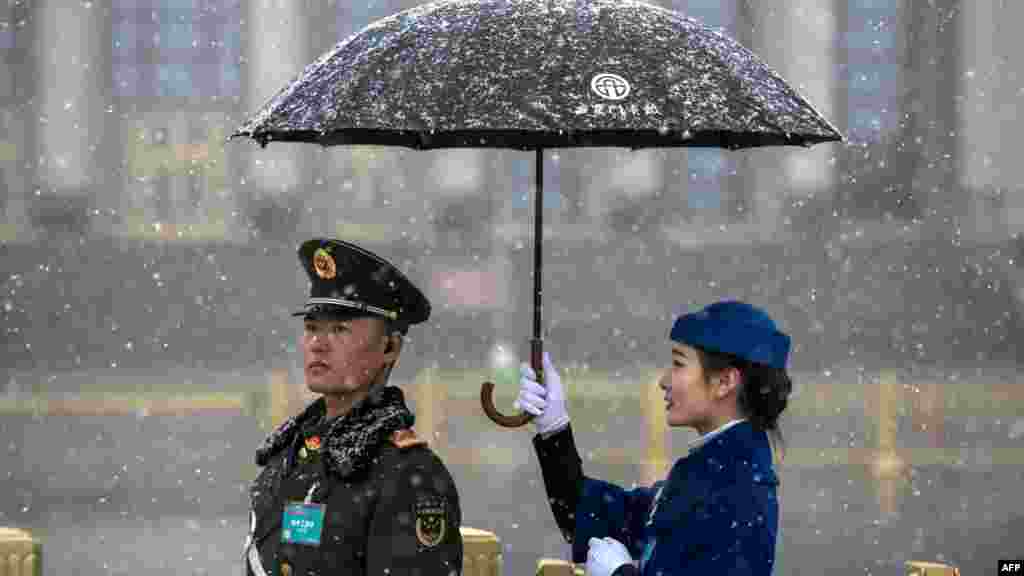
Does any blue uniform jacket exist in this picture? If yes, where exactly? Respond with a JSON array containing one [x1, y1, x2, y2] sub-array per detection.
[[533, 421, 780, 576]]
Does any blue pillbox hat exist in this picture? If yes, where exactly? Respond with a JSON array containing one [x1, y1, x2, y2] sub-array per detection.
[[670, 300, 790, 369]]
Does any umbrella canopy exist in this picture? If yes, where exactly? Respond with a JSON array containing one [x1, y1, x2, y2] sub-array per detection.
[[232, 0, 841, 150], [231, 0, 842, 428]]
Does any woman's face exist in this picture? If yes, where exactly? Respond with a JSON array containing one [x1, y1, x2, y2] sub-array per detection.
[[658, 343, 715, 431]]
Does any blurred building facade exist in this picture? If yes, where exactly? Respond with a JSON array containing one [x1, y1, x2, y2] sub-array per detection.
[[1, 1, 1022, 376]]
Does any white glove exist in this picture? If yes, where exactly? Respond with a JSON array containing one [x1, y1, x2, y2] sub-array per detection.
[[512, 351, 570, 436], [585, 537, 633, 576]]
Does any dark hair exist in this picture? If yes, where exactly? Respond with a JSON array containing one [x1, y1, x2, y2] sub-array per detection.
[[307, 309, 407, 336], [693, 346, 793, 456]]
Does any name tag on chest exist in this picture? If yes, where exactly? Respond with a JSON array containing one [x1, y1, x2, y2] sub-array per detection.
[[281, 502, 326, 547]]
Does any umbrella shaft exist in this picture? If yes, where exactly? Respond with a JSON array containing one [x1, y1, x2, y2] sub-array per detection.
[[534, 148, 543, 341]]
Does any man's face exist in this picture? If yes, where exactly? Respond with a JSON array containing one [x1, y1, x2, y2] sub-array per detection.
[[302, 314, 395, 397]]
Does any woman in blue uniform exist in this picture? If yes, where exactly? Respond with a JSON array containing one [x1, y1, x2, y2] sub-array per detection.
[[515, 300, 792, 576]]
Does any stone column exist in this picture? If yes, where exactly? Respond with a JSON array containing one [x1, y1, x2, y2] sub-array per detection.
[[959, 1, 1024, 347], [902, 0, 964, 239], [34, 0, 105, 235], [245, 0, 309, 242], [746, 1, 840, 241], [959, 1, 1024, 241], [0, 109, 31, 243], [1, 2, 32, 243], [902, 0, 965, 367], [164, 110, 192, 240]]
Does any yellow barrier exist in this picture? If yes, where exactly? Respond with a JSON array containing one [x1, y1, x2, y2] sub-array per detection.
[[0, 528, 41, 576], [914, 380, 945, 448], [871, 371, 907, 518], [1, 367, 1018, 422], [461, 527, 501, 576], [0, 525, 961, 576], [1, 524, 497, 575], [0, 394, 246, 417], [269, 368, 293, 430], [906, 560, 960, 576], [534, 558, 961, 576], [414, 366, 446, 451], [536, 558, 583, 576]]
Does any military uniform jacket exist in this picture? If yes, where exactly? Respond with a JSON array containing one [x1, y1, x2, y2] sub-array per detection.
[[533, 421, 780, 576], [245, 392, 462, 576]]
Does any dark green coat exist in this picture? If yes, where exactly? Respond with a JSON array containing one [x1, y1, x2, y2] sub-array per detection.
[[245, 422, 462, 576]]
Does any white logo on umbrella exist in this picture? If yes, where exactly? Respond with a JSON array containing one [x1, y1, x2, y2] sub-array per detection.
[[590, 73, 631, 101]]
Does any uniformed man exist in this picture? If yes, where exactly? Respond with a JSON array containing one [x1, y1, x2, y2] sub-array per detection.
[[245, 237, 463, 576]]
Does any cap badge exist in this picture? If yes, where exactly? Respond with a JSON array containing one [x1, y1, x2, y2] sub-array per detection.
[[313, 248, 337, 280]]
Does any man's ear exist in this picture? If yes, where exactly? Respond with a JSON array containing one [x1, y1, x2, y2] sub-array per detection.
[[716, 367, 741, 399], [382, 332, 402, 358]]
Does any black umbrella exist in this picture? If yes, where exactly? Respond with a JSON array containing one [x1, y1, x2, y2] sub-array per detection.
[[231, 0, 842, 428]]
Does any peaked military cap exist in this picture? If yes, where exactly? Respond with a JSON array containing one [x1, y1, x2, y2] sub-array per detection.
[[293, 238, 431, 332]]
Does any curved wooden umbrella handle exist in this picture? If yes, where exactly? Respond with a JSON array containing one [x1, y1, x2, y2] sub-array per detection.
[[480, 338, 544, 428], [480, 381, 534, 428]]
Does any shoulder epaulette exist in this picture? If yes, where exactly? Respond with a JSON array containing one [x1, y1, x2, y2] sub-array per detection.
[[389, 428, 428, 450]]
